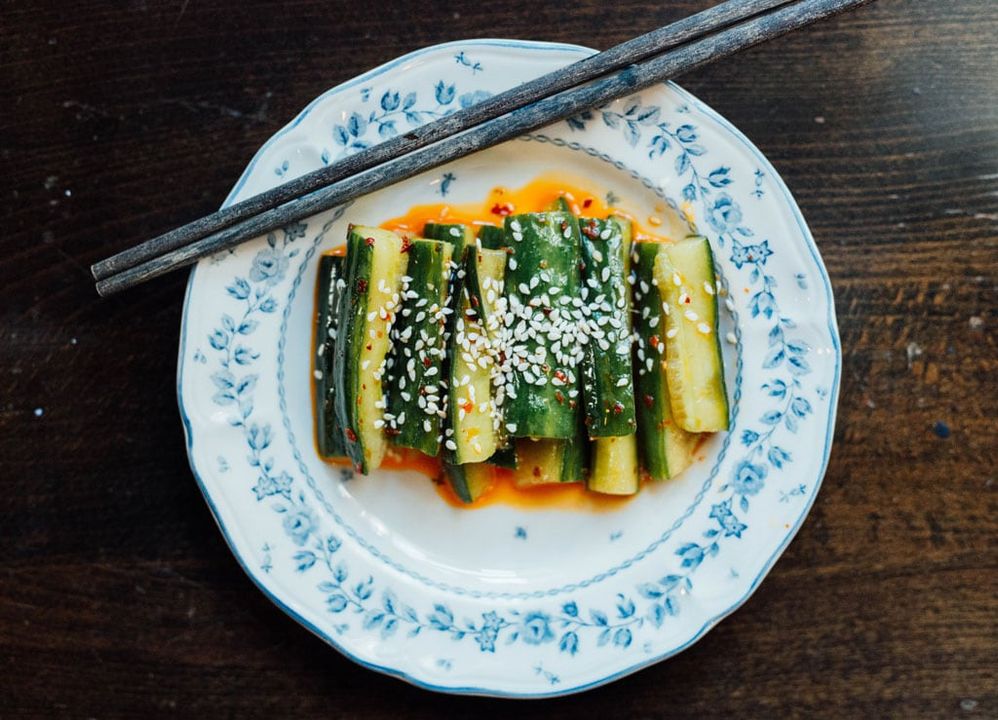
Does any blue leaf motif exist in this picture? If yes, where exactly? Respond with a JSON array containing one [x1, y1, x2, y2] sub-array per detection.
[[637, 106, 660, 124], [623, 120, 640, 147], [602, 111, 620, 129], [235, 374, 257, 396], [784, 413, 799, 433], [791, 397, 813, 417], [648, 603, 666, 627], [561, 601, 578, 617], [363, 611, 384, 630], [381, 618, 398, 638], [768, 446, 792, 468], [238, 319, 258, 335], [615, 594, 636, 619], [763, 347, 785, 369], [787, 340, 811, 354], [741, 429, 760, 445], [761, 410, 783, 425], [708, 167, 732, 187], [613, 628, 632, 648], [233, 345, 258, 365], [221, 314, 235, 332], [326, 594, 348, 612], [682, 183, 697, 201], [559, 631, 579, 655], [333, 125, 349, 146], [638, 583, 663, 599], [675, 152, 690, 175], [429, 604, 454, 630], [596, 628, 612, 647], [258, 297, 278, 313], [675, 124, 697, 143], [788, 354, 811, 375], [294, 550, 316, 572], [354, 576, 374, 601], [208, 329, 228, 351], [740, 494, 750, 513], [380, 91, 400, 111], [226, 277, 251, 300], [347, 112, 367, 137], [590, 609, 609, 626], [686, 143, 706, 156], [402, 91, 417, 109], [333, 564, 347, 583], [660, 575, 683, 590], [665, 596, 679, 616], [378, 121, 397, 138], [435, 81, 455, 105]]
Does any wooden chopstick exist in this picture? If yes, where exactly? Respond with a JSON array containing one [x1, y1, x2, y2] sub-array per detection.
[[95, 0, 872, 296], [91, 0, 793, 283]]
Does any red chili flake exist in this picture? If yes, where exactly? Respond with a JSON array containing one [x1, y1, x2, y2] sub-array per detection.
[[554, 369, 568, 383], [684, 296, 692, 304], [470, 295, 480, 308], [356, 278, 368, 294], [583, 198, 593, 209], [345, 428, 357, 442], [354, 463, 363, 473], [461, 399, 474, 414], [643, 394, 655, 410], [539, 259, 548, 269], [385, 427, 401, 437], [555, 390, 565, 404], [365, 236, 375, 247], [491, 202, 514, 216], [541, 363, 551, 374], [612, 401, 625, 415], [400, 235, 412, 253], [569, 400, 577, 410], [581, 220, 600, 240], [578, 260, 586, 272], [422, 356, 432, 368], [532, 466, 542, 478], [649, 335, 660, 349], [365, 343, 372, 351]]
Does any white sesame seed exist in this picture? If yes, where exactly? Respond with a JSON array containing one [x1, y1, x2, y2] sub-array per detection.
[[697, 322, 711, 335], [704, 281, 716, 296], [666, 328, 678, 339], [684, 309, 699, 322], [726, 331, 737, 344], [672, 272, 682, 287], [616, 377, 629, 387]]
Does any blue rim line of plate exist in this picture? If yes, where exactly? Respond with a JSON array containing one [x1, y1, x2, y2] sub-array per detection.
[[176, 38, 842, 698], [273, 133, 743, 600]]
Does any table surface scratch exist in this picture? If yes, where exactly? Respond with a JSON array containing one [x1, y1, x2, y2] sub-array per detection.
[[1, 0, 995, 717]]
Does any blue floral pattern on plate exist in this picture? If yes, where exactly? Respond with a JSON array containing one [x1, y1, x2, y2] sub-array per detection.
[[178, 40, 840, 697]]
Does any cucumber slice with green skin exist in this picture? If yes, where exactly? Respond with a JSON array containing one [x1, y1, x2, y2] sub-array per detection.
[[488, 444, 518, 469], [653, 236, 730, 433], [578, 216, 637, 437], [512, 436, 588, 486], [333, 226, 409, 474], [548, 196, 573, 214], [444, 462, 495, 504], [424, 222, 474, 260], [315, 254, 348, 459], [476, 224, 505, 250], [632, 242, 701, 479], [501, 211, 584, 440], [444, 247, 506, 464], [587, 434, 640, 495], [384, 239, 452, 456]]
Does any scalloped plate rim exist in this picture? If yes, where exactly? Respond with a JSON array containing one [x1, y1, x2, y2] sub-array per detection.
[[175, 38, 841, 697]]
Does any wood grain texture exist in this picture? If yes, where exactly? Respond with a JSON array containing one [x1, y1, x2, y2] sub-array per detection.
[[1, 0, 995, 717]]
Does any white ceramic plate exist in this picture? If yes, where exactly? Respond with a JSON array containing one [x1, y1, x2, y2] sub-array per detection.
[[178, 39, 840, 697]]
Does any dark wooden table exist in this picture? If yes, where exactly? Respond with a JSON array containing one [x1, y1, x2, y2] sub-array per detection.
[[2, 0, 995, 716]]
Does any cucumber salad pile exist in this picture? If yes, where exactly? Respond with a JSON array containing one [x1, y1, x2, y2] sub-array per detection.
[[314, 198, 730, 503]]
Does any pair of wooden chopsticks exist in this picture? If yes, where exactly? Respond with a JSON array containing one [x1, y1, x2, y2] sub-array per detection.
[[92, 0, 872, 296]]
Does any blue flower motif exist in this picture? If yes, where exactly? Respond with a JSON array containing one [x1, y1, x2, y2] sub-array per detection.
[[475, 611, 503, 652], [731, 461, 767, 496], [249, 248, 289, 285], [283, 507, 316, 546], [706, 192, 743, 234], [731, 240, 773, 269], [520, 612, 554, 645]]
